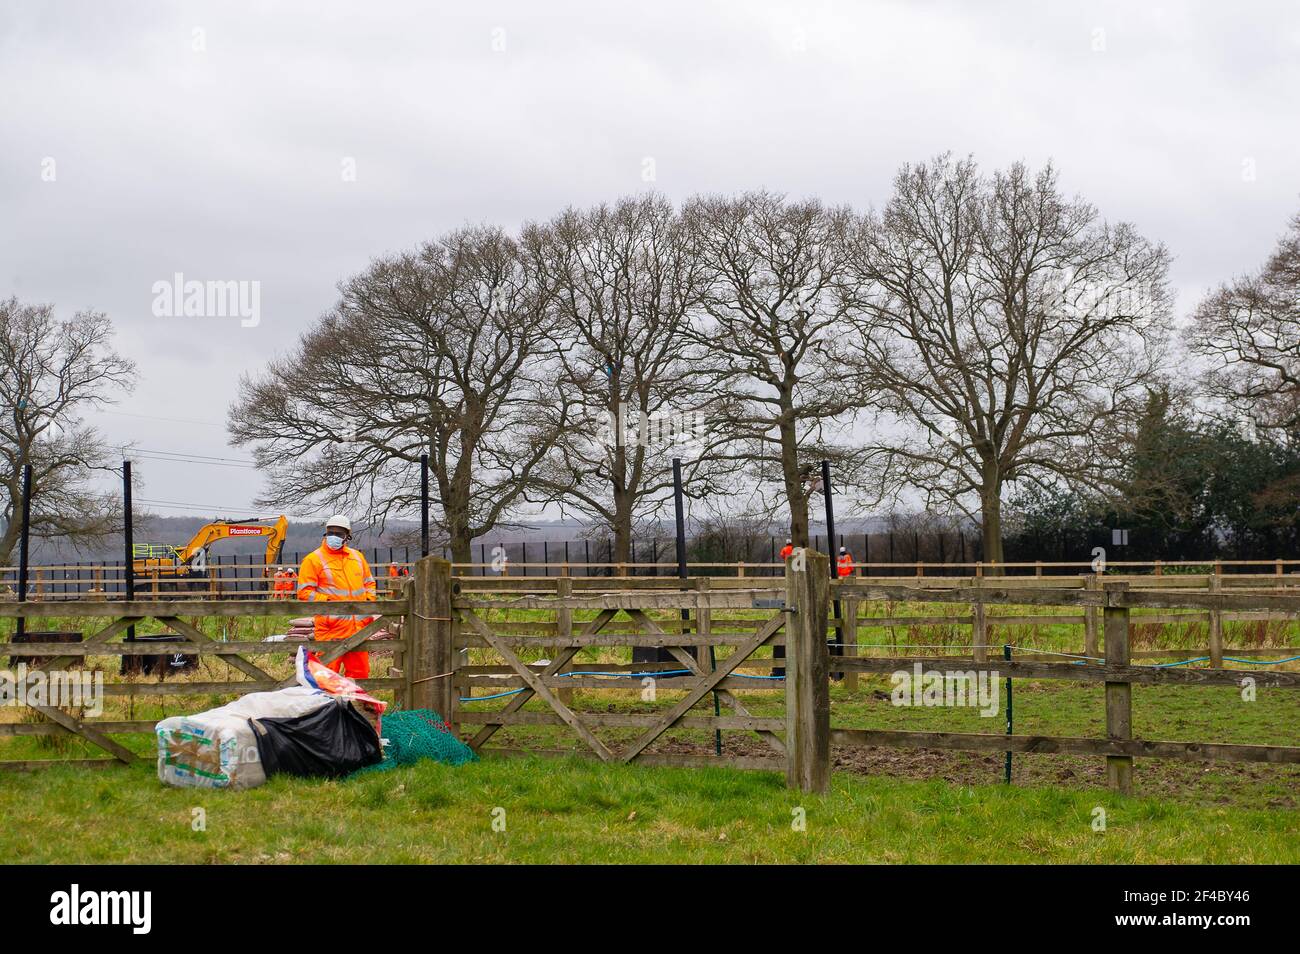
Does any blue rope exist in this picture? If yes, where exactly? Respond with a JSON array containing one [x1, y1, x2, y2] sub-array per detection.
[[460, 688, 527, 702], [1147, 656, 1211, 668], [1224, 654, 1300, 665], [1141, 655, 1300, 668]]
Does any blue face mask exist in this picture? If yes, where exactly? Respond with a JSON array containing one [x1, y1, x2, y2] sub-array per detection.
[[325, 534, 345, 551]]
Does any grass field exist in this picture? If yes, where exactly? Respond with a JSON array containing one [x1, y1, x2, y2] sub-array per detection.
[[3, 600, 1297, 863], [2, 752, 1298, 864]]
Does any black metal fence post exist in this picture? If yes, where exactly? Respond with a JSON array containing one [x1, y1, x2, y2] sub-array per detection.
[[419, 453, 430, 558], [16, 464, 32, 638], [123, 460, 135, 640]]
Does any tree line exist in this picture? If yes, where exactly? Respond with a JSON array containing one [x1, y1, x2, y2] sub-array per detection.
[[3, 154, 1298, 567]]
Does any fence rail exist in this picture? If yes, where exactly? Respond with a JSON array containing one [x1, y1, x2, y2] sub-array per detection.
[[5, 556, 1300, 602], [2, 556, 1298, 795]]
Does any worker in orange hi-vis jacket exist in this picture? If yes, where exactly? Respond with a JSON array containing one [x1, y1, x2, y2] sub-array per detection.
[[296, 514, 377, 680], [837, 546, 855, 578], [780, 538, 794, 560]]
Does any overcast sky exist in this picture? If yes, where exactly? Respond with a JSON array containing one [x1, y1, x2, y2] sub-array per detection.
[[3, 0, 1298, 523]]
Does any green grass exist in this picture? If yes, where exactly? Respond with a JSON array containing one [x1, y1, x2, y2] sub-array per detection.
[[1, 753, 1296, 864], [4, 603, 1297, 862]]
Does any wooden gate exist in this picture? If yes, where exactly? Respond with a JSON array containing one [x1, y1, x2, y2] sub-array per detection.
[[438, 550, 832, 791]]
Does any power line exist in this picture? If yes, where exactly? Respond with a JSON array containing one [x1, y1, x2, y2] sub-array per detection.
[[136, 497, 318, 520], [102, 409, 225, 428], [137, 497, 264, 513], [125, 451, 259, 469], [133, 448, 256, 464]]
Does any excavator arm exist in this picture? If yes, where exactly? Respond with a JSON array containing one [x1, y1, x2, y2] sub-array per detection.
[[175, 516, 289, 570]]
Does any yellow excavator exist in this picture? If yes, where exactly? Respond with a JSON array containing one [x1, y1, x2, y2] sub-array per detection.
[[132, 516, 289, 585]]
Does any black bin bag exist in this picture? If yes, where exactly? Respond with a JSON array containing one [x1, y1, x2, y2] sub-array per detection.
[[251, 698, 383, 779]]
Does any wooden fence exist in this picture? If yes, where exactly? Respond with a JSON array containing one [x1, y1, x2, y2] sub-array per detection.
[[7, 557, 1300, 601], [1, 555, 1298, 795], [830, 578, 1300, 793], [0, 597, 409, 771]]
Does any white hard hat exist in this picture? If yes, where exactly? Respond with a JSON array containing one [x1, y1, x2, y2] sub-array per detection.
[[325, 514, 352, 532]]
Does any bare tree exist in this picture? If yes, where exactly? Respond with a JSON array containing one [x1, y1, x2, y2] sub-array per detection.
[[529, 196, 729, 562], [229, 226, 562, 563], [0, 298, 134, 564], [846, 155, 1172, 564], [1191, 210, 1300, 438], [684, 191, 870, 548]]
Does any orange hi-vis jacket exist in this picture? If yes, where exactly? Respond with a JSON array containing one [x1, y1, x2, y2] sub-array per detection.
[[780, 544, 794, 560], [296, 544, 378, 641], [837, 553, 855, 577]]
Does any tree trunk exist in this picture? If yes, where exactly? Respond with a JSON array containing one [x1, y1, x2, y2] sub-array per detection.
[[788, 493, 810, 549], [445, 493, 473, 566], [0, 472, 23, 565], [449, 538, 472, 566], [980, 484, 1005, 573], [0, 521, 18, 568], [613, 520, 632, 566], [778, 408, 810, 547]]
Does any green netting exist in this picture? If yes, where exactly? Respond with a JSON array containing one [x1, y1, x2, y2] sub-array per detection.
[[354, 709, 477, 774]]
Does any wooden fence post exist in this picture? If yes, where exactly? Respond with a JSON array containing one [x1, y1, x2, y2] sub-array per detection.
[[785, 550, 830, 793], [1103, 586, 1133, 795], [410, 557, 455, 728], [556, 576, 574, 706], [1208, 575, 1224, 669], [972, 599, 988, 663], [1084, 575, 1101, 659], [696, 575, 712, 640]]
